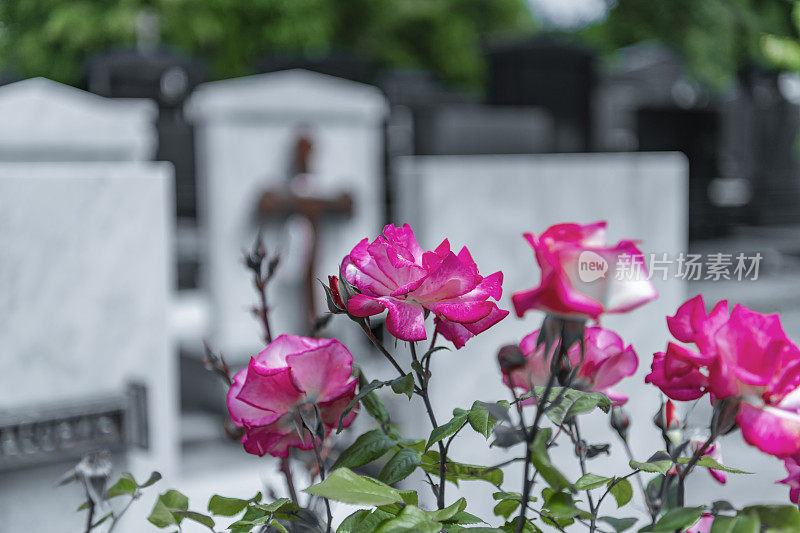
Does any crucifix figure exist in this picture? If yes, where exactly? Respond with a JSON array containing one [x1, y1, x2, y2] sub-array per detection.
[[258, 128, 353, 334]]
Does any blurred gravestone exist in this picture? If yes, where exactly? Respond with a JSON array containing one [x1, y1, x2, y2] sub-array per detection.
[[0, 78, 157, 162], [186, 69, 388, 362], [636, 106, 723, 240], [594, 44, 697, 152], [0, 163, 177, 532], [394, 153, 688, 519], [728, 67, 800, 226], [87, 48, 205, 292], [258, 53, 374, 84], [487, 38, 596, 151]]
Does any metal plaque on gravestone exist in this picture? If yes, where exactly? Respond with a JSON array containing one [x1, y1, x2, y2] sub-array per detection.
[[487, 37, 596, 152]]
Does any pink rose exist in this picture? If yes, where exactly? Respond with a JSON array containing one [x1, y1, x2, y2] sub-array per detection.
[[226, 335, 358, 458], [511, 221, 658, 320], [342, 224, 507, 347], [504, 326, 638, 406], [647, 295, 800, 458], [778, 457, 800, 503]]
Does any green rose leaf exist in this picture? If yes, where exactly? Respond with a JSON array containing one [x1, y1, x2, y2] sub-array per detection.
[[608, 478, 633, 508], [468, 401, 506, 439], [740, 504, 800, 529], [337, 509, 395, 533], [426, 411, 469, 450], [675, 456, 752, 474], [530, 428, 572, 492], [630, 457, 672, 475], [599, 516, 638, 532], [338, 376, 390, 432], [375, 505, 441, 533], [650, 507, 705, 532], [107, 477, 137, 498], [390, 374, 415, 399], [147, 489, 190, 528], [427, 497, 467, 522], [379, 448, 422, 485], [575, 473, 611, 491], [171, 510, 215, 530], [208, 493, 261, 516], [304, 468, 403, 506], [333, 429, 398, 469], [493, 498, 521, 519], [421, 451, 503, 486], [532, 386, 611, 425]]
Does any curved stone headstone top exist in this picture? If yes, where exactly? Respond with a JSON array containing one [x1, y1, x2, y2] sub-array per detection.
[[186, 68, 388, 124], [0, 77, 158, 161]]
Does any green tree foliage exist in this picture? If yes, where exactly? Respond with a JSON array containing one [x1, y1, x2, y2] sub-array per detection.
[[581, 0, 797, 89], [0, 0, 536, 88]]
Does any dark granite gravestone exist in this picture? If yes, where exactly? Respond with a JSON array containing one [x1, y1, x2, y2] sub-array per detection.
[[87, 48, 204, 220], [486, 37, 595, 152], [636, 106, 724, 240]]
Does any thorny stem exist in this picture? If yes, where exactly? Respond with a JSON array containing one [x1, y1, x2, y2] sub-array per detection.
[[676, 434, 716, 508], [246, 229, 275, 345], [108, 493, 138, 532], [619, 437, 654, 519], [279, 457, 299, 505], [84, 501, 95, 533], [410, 341, 448, 509], [359, 320, 407, 379], [571, 419, 597, 532], [516, 360, 559, 533], [310, 436, 332, 533]]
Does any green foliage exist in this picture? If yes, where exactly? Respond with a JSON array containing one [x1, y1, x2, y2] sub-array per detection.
[[645, 506, 704, 532], [0, 0, 536, 88], [379, 448, 422, 485], [527, 386, 611, 425], [334, 429, 398, 469], [529, 428, 572, 492], [574, 473, 611, 491], [147, 489, 190, 528], [427, 409, 469, 450], [207, 492, 262, 516], [305, 467, 405, 506], [582, 0, 796, 89], [421, 450, 504, 486], [607, 478, 633, 508]]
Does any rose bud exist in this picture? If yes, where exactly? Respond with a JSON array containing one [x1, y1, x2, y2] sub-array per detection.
[[497, 344, 526, 375], [324, 275, 346, 314], [610, 406, 631, 440]]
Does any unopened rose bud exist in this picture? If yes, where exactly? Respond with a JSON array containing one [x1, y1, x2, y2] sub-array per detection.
[[329, 276, 345, 309], [654, 400, 679, 432], [497, 344, 526, 375], [610, 406, 631, 440]]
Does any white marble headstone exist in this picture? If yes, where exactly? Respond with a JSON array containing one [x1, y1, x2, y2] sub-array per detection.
[[394, 153, 690, 521], [0, 77, 157, 161], [0, 163, 177, 532], [186, 69, 388, 360]]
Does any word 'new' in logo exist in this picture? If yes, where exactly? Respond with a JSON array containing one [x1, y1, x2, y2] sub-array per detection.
[[578, 251, 608, 283]]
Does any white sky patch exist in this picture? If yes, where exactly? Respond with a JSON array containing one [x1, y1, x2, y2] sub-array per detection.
[[526, 0, 609, 29]]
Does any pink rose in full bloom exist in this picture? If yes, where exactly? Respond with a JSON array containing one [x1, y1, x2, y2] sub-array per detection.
[[342, 224, 508, 347], [511, 221, 658, 320], [685, 514, 714, 533], [226, 335, 358, 458], [504, 326, 638, 406], [778, 457, 800, 503], [646, 295, 800, 458]]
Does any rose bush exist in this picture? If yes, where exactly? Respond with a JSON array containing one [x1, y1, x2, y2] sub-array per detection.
[[72, 221, 800, 533]]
